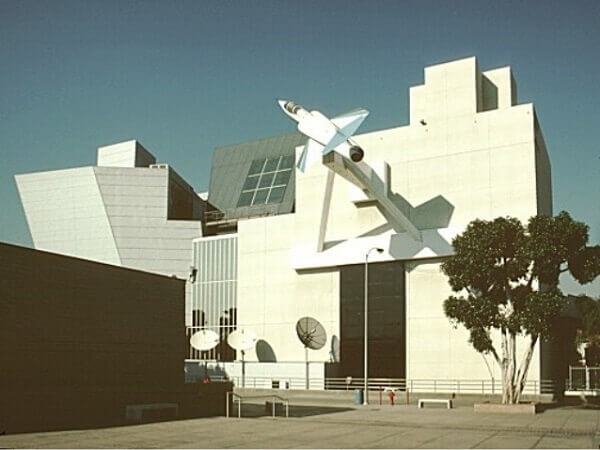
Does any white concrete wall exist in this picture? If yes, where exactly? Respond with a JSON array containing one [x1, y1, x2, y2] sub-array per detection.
[[17, 138, 212, 365], [17, 163, 203, 321], [15, 167, 121, 265], [94, 166, 202, 279], [236, 56, 550, 386], [237, 213, 340, 364], [405, 259, 540, 383]]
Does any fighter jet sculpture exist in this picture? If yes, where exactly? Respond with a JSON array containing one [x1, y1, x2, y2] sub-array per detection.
[[277, 100, 369, 172], [278, 99, 423, 244]]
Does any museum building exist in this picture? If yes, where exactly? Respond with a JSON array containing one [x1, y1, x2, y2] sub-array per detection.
[[16, 56, 560, 392]]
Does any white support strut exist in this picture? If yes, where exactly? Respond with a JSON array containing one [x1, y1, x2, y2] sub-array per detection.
[[323, 152, 422, 242]]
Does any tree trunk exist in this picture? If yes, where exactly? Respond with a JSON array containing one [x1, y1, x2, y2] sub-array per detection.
[[514, 334, 538, 404], [499, 333, 538, 404], [501, 328, 510, 404]]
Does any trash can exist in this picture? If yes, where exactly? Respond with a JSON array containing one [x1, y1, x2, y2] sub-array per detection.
[[354, 389, 363, 405]]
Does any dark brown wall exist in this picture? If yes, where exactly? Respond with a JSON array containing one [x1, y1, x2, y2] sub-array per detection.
[[0, 243, 190, 433], [339, 261, 406, 379]]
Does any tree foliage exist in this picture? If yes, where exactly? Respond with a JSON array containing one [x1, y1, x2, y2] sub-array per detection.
[[442, 212, 600, 403], [573, 295, 600, 365]]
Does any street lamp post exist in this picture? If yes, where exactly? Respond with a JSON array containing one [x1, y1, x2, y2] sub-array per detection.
[[364, 246, 384, 405]]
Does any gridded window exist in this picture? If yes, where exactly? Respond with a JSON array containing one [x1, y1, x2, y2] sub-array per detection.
[[237, 155, 294, 207]]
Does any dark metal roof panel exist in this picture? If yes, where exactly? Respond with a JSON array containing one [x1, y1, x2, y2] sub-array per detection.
[[208, 132, 306, 219]]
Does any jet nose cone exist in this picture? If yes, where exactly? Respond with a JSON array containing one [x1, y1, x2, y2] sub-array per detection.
[[277, 99, 288, 110]]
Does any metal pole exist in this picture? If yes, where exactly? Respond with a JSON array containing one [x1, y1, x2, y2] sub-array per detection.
[[586, 366, 590, 391], [364, 251, 369, 405], [305, 346, 309, 390], [242, 350, 245, 388], [363, 247, 383, 406]]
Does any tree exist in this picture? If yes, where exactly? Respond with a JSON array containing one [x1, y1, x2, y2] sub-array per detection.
[[573, 295, 600, 365], [442, 212, 600, 404]]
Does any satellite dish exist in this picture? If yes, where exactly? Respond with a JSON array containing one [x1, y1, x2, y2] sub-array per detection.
[[190, 329, 219, 351], [227, 329, 258, 351], [296, 317, 327, 350], [330, 335, 340, 363], [226, 328, 258, 388], [296, 317, 327, 390]]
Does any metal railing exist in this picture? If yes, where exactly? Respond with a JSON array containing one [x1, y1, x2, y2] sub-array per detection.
[[214, 375, 553, 395], [226, 392, 289, 418], [325, 377, 553, 395], [567, 366, 600, 391], [204, 206, 282, 224]]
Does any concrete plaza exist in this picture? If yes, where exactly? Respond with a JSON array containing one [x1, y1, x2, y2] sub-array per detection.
[[1, 401, 599, 448]]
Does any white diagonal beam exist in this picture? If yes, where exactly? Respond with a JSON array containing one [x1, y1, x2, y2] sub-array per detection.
[[322, 152, 422, 242], [317, 170, 335, 252]]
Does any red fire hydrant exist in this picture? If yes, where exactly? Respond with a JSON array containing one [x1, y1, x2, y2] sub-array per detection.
[[388, 389, 396, 406]]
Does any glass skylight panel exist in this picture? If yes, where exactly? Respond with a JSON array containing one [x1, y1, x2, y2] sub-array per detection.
[[258, 172, 275, 188], [274, 170, 291, 186], [237, 154, 294, 208], [267, 186, 286, 204], [237, 191, 254, 207], [264, 158, 279, 172], [253, 189, 269, 205], [248, 159, 266, 175], [242, 176, 260, 190]]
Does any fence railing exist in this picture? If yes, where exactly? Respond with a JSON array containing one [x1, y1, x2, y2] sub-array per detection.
[[567, 366, 600, 391], [226, 392, 289, 418], [204, 206, 282, 224], [205, 375, 553, 395]]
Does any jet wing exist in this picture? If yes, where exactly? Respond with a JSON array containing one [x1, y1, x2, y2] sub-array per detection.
[[330, 108, 369, 137], [295, 106, 369, 172], [297, 110, 338, 146]]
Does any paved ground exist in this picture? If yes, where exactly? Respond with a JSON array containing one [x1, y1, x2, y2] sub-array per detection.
[[2, 402, 600, 449]]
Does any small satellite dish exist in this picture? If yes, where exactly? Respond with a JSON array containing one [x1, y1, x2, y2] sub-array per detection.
[[227, 329, 258, 351], [296, 317, 327, 350], [226, 328, 257, 389], [190, 329, 219, 351]]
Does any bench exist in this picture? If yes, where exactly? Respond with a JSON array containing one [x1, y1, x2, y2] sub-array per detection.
[[125, 403, 179, 422], [418, 398, 452, 409], [265, 400, 289, 417]]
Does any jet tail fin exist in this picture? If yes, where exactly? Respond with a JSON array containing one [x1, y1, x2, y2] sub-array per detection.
[[297, 139, 324, 172]]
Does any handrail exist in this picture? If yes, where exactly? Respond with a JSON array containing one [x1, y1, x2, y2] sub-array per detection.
[[226, 392, 289, 419], [215, 375, 553, 395]]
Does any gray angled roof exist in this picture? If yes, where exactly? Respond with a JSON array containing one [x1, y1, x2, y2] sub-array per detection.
[[208, 132, 307, 220]]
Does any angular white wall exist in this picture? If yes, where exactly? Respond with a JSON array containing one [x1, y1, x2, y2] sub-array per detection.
[[15, 167, 121, 265], [17, 166, 202, 277], [94, 166, 202, 278], [236, 56, 551, 387]]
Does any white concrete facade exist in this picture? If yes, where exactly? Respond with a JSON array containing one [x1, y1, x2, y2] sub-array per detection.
[[15, 56, 554, 390], [16, 141, 204, 322], [235, 57, 552, 387]]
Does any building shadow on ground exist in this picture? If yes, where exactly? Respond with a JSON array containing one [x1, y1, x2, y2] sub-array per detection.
[[230, 403, 354, 418]]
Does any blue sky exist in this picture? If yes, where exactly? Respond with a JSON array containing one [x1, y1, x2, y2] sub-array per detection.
[[1, 0, 598, 294]]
